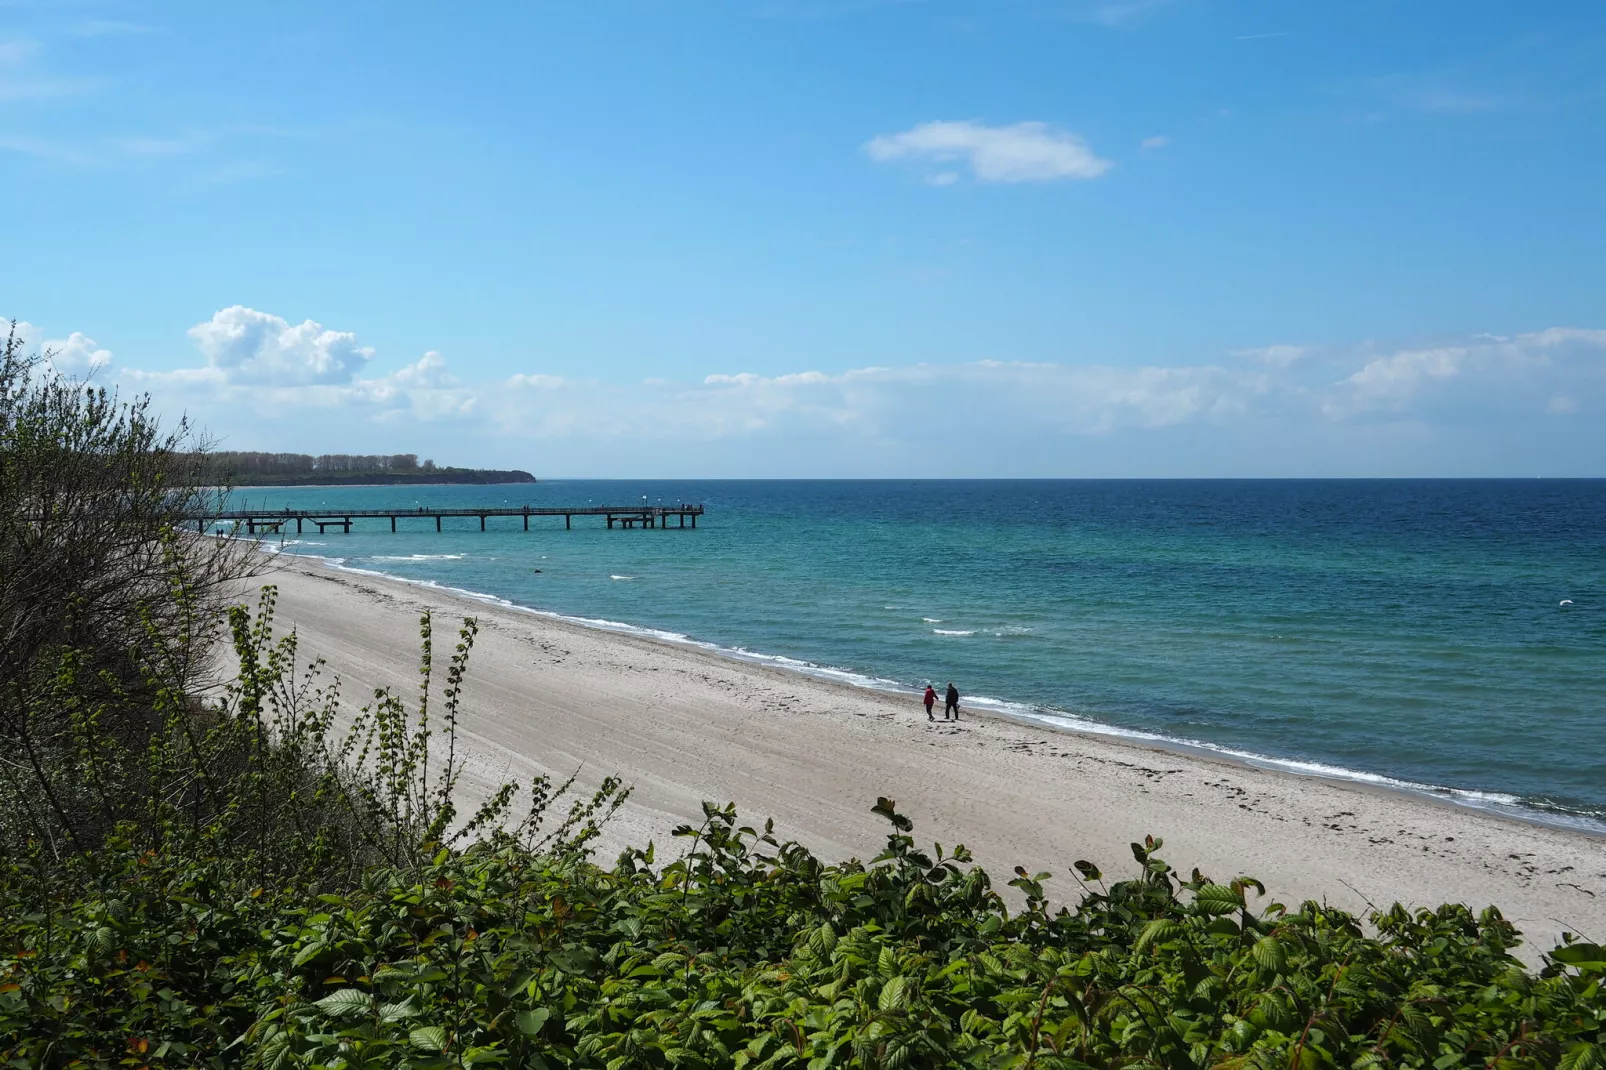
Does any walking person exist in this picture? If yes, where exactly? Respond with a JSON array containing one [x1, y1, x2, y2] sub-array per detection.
[[944, 682, 960, 720], [922, 684, 937, 721]]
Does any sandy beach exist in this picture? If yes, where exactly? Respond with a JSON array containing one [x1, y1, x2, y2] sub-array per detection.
[[248, 555, 1606, 960]]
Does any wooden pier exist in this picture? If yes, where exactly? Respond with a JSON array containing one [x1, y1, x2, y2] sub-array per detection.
[[191, 504, 704, 535]]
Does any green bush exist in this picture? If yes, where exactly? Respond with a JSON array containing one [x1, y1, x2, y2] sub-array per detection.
[[4, 793, 1605, 1068], [1, 593, 1602, 1068]]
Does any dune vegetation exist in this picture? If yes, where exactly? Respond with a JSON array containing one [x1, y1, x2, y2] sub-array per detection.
[[2, 324, 1604, 1069]]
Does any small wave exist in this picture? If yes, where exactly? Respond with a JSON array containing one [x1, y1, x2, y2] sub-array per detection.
[[611, 574, 636, 581], [933, 629, 975, 636], [991, 626, 1034, 638], [922, 617, 945, 623], [370, 553, 467, 562]]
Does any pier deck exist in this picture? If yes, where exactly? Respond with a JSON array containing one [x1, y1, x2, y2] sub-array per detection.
[[192, 504, 704, 535]]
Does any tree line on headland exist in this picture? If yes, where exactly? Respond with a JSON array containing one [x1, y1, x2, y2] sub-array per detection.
[[202, 450, 535, 486], [3, 322, 1604, 1067]]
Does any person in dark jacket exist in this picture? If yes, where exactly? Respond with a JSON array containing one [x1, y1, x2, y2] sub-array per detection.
[[922, 685, 938, 720], [944, 682, 960, 720]]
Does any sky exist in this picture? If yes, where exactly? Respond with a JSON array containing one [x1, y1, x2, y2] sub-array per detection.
[[3, 0, 1604, 477]]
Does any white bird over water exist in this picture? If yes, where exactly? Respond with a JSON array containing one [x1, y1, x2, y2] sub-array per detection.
[[1560, 599, 1574, 606]]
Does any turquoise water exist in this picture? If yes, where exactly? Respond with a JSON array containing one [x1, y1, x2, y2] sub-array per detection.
[[238, 480, 1606, 830]]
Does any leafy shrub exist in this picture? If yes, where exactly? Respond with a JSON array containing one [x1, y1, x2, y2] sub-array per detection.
[[2, 593, 1602, 1068], [1, 323, 249, 860]]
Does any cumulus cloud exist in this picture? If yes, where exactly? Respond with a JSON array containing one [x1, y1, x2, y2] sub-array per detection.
[[19, 306, 1606, 474], [865, 121, 1112, 184], [186, 305, 374, 386], [1321, 328, 1606, 418], [1343, 346, 1467, 401], [1, 318, 112, 378], [44, 332, 113, 376], [391, 351, 457, 389]]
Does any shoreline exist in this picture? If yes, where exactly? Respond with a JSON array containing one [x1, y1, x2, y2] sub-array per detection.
[[280, 545, 1602, 839], [248, 553, 1606, 961]]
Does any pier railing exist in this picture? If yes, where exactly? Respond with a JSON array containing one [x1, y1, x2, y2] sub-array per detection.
[[187, 504, 704, 534]]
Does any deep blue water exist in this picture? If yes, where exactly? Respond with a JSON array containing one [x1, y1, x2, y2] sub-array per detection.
[[236, 480, 1606, 829]]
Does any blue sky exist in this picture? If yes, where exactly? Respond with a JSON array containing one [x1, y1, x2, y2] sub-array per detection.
[[3, 0, 1604, 476]]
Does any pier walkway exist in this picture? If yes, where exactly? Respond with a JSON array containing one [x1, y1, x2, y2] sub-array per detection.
[[192, 504, 704, 535]]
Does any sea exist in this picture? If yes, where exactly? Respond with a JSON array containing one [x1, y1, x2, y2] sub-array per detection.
[[235, 480, 1606, 833]]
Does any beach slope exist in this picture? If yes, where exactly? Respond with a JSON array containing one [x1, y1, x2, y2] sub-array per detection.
[[252, 558, 1606, 957]]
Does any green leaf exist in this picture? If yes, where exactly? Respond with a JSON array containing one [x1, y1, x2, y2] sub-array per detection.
[[314, 988, 372, 1017], [516, 1008, 550, 1036], [878, 975, 910, 1012], [1559, 1042, 1602, 1070], [410, 1025, 448, 1052], [1135, 919, 1183, 954], [1251, 936, 1286, 973], [379, 998, 420, 1022], [1193, 884, 1244, 916], [1550, 944, 1606, 973]]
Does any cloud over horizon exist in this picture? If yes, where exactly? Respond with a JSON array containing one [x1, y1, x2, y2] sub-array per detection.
[[11, 308, 1605, 477]]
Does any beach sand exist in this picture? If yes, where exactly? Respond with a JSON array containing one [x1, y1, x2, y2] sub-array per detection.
[[247, 556, 1606, 960]]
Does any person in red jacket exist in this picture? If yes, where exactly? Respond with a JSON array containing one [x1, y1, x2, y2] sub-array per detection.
[[922, 684, 938, 721]]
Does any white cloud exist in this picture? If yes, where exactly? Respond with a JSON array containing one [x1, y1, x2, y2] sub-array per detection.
[[1322, 328, 1606, 417], [186, 305, 374, 386], [1141, 135, 1170, 150], [508, 373, 565, 390], [392, 351, 457, 389], [3, 318, 40, 345], [865, 121, 1112, 184], [1343, 346, 1466, 402], [43, 332, 112, 376], [26, 306, 1601, 474], [1523, 327, 1606, 349], [2, 319, 110, 378]]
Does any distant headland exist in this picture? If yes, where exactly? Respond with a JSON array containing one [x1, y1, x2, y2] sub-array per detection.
[[203, 451, 535, 487]]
